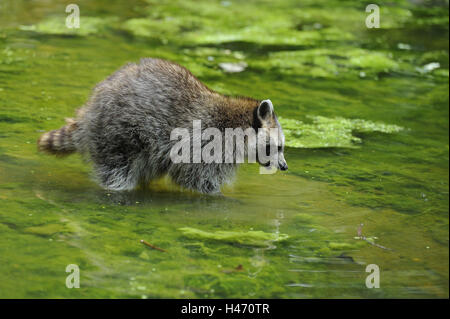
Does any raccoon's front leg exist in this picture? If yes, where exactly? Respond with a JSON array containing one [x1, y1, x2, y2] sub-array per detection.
[[95, 154, 167, 191], [168, 163, 234, 194]]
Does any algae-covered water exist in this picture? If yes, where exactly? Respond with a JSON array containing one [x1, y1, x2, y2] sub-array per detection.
[[0, 0, 448, 298]]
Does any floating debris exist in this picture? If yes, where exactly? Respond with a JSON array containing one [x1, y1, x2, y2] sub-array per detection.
[[397, 43, 412, 50], [357, 223, 363, 237], [140, 239, 167, 252], [418, 62, 440, 74], [218, 62, 247, 73], [222, 264, 244, 274], [355, 223, 393, 251]]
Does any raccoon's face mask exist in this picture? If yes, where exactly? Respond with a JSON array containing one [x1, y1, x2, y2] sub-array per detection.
[[255, 99, 288, 171]]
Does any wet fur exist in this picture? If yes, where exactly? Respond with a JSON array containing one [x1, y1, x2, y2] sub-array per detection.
[[38, 58, 282, 193]]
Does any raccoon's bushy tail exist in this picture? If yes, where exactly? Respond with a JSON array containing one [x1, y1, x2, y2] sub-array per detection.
[[38, 118, 78, 156]]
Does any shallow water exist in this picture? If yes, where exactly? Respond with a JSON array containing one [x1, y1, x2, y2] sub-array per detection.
[[0, 0, 448, 298]]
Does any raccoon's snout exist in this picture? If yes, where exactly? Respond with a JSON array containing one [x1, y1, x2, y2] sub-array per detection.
[[278, 153, 288, 171], [279, 161, 288, 171]]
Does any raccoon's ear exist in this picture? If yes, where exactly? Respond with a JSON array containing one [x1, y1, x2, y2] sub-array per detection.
[[257, 99, 274, 122]]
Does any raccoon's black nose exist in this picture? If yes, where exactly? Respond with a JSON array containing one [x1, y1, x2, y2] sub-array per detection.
[[279, 162, 288, 171]]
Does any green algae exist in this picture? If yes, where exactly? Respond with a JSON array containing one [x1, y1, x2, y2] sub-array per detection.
[[122, 18, 180, 40], [20, 16, 117, 36], [179, 227, 289, 247], [117, 0, 446, 48], [0, 47, 25, 65], [24, 223, 73, 236], [329, 242, 362, 250], [252, 48, 418, 79], [279, 116, 403, 148]]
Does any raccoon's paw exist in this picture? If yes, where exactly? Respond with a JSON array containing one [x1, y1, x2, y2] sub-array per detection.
[[199, 180, 222, 195]]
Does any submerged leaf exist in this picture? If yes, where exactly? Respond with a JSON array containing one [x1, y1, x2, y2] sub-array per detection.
[[179, 227, 288, 247]]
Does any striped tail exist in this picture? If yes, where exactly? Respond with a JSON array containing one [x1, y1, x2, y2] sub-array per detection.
[[37, 118, 78, 156]]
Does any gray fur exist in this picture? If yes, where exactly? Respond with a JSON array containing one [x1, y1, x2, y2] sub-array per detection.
[[46, 58, 286, 193]]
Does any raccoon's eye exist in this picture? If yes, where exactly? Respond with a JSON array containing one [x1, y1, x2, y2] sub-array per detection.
[[277, 146, 282, 152]]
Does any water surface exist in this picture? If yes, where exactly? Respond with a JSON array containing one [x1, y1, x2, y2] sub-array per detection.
[[0, 0, 448, 298]]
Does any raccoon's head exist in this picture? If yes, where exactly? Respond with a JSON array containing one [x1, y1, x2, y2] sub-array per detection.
[[255, 99, 288, 171]]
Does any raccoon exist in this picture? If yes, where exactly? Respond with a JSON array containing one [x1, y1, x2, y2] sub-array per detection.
[[38, 58, 288, 194]]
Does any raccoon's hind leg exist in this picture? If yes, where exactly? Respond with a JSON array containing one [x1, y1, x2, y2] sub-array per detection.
[[94, 163, 140, 191], [135, 157, 169, 190], [91, 153, 142, 191]]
